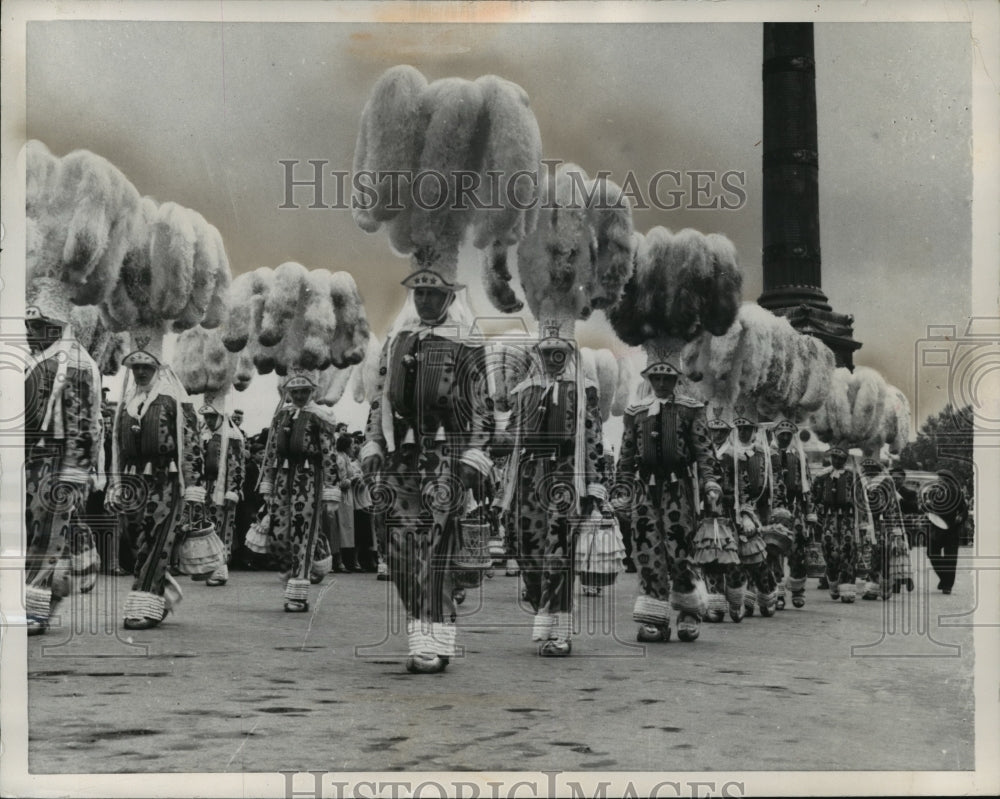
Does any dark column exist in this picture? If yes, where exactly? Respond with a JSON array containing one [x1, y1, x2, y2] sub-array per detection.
[[758, 22, 862, 370]]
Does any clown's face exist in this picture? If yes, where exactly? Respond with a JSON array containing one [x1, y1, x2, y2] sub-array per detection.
[[648, 373, 678, 399], [413, 287, 453, 325], [25, 318, 63, 353], [737, 425, 756, 445], [288, 387, 313, 408], [203, 412, 222, 432], [130, 364, 157, 388], [710, 427, 731, 447], [776, 431, 793, 449]]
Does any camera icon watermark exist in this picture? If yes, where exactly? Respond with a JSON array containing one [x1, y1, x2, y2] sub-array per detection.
[[0, 319, 35, 438], [913, 318, 1000, 436]]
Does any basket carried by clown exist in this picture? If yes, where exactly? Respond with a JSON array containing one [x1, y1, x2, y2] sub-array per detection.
[[803, 512, 826, 577], [735, 506, 767, 565], [692, 514, 741, 566], [175, 520, 226, 580], [244, 505, 272, 555], [575, 511, 626, 588], [69, 519, 101, 594], [454, 511, 492, 571], [452, 502, 492, 590], [761, 507, 795, 557]]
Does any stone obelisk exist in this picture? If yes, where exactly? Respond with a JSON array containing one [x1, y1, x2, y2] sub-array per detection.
[[758, 22, 861, 370]]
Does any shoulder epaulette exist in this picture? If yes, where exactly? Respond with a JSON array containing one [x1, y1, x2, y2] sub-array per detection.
[[674, 394, 704, 409], [626, 397, 655, 414]]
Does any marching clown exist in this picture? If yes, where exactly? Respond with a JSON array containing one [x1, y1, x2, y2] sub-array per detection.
[[497, 324, 611, 656], [198, 399, 246, 587], [23, 142, 146, 634], [259, 368, 338, 612], [768, 419, 813, 609], [172, 324, 255, 589], [23, 280, 104, 635], [858, 457, 913, 600], [811, 444, 866, 602], [719, 411, 777, 618], [361, 268, 493, 673], [112, 335, 205, 630], [618, 358, 721, 643], [701, 414, 745, 623], [607, 226, 746, 630]]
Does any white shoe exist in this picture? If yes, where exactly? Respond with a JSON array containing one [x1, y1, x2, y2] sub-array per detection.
[[676, 613, 700, 642], [538, 639, 572, 657], [636, 624, 670, 643], [406, 654, 447, 674]]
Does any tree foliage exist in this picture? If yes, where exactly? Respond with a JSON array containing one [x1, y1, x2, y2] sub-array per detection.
[[898, 403, 974, 494]]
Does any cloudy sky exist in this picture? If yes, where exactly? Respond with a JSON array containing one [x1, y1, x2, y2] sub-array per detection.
[[23, 13, 975, 438]]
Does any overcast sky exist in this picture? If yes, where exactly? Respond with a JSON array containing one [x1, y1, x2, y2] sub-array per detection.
[[25, 19, 973, 439]]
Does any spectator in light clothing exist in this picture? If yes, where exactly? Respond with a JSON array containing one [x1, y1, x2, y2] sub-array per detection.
[[331, 433, 363, 572]]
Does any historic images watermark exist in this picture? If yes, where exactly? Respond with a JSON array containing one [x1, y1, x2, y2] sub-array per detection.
[[279, 770, 747, 799], [277, 159, 748, 213], [913, 318, 1000, 437]]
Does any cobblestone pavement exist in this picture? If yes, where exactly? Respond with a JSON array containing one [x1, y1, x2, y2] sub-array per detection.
[[23, 548, 975, 774]]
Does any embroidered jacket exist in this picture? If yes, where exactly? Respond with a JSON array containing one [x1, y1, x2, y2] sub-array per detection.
[[260, 404, 341, 502], [117, 394, 203, 491], [618, 393, 721, 495], [25, 345, 100, 485], [203, 420, 245, 503], [363, 326, 493, 479]]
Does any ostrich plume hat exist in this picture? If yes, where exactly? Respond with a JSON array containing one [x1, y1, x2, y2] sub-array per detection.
[[122, 327, 166, 366], [282, 368, 319, 390], [774, 419, 798, 436], [122, 343, 160, 368], [641, 360, 680, 378], [25, 305, 66, 326], [26, 278, 73, 326], [123, 352, 159, 368], [400, 268, 465, 292]]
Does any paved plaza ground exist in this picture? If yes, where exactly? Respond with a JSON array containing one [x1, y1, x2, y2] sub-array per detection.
[[20, 548, 977, 775]]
